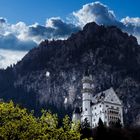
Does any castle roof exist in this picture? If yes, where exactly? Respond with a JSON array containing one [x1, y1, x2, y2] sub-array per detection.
[[92, 87, 122, 105]]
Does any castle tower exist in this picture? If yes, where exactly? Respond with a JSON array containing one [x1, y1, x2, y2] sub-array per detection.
[[81, 70, 93, 127]]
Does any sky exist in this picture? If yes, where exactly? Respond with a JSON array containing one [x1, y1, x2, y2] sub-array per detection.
[[0, 0, 140, 68], [0, 0, 140, 24]]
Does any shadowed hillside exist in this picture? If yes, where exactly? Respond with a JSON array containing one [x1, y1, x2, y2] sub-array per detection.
[[0, 22, 140, 125]]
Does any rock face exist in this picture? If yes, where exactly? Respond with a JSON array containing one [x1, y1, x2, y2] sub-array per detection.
[[0, 22, 140, 125]]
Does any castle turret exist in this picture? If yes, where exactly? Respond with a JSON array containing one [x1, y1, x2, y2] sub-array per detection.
[[72, 107, 81, 123], [81, 70, 93, 127]]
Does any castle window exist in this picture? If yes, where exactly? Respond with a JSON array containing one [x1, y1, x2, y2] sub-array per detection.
[[95, 107, 96, 109], [85, 108, 87, 111], [106, 105, 108, 107], [100, 105, 101, 107]]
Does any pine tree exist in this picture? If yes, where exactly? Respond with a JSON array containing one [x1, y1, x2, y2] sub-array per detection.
[[81, 118, 92, 139], [95, 118, 107, 140]]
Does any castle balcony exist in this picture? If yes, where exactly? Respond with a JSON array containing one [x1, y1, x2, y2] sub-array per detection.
[[81, 88, 94, 93], [82, 76, 93, 84]]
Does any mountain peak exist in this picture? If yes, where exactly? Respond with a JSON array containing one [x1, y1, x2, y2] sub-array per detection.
[[0, 22, 140, 125]]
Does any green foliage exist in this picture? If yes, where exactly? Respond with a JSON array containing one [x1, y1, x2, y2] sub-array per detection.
[[1, 101, 140, 140], [61, 115, 81, 140], [0, 101, 81, 140]]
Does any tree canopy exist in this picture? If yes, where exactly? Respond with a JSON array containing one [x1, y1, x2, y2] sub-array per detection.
[[0, 101, 140, 140], [0, 101, 81, 140]]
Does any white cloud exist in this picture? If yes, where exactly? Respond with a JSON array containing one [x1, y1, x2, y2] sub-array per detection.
[[11, 22, 29, 40], [121, 17, 140, 43], [0, 33, 36, 50], [28, 17, 80, 41], [73, 1, 117, 27], [0, 19, 37, 50], [121, 17, 140, 26], [72, 1, 140, 44], [0, 16, 80, 50], [0, 49, 27, 69], [0, 17, 80, 68], [0, 17, 7, 24], [46, 17, 60, 28]]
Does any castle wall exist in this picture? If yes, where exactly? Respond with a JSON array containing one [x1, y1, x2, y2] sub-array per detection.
[[91, 102, 123, 128], [103, 102, 123, 126], [91, 103, 105, 128]]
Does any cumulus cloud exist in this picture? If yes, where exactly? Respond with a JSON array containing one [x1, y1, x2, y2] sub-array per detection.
[[0, 16, 80, 51], [121, 17, 140, 33], [28, 17, 80, 41], [0, 33, 36, 50], [0, 49, 27, 69], [0, 17, 80, 68], [72, 1, 140, 44], [121, 17, 140, 43], [73, 2, 119, 27], [0, 17, 7, 24], [0, 18, 36, 68], [121, 17, 140, 26], [0, 19, 37, 50]]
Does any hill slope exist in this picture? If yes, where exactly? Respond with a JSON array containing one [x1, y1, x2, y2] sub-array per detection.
[[0, 22, 140, 125]]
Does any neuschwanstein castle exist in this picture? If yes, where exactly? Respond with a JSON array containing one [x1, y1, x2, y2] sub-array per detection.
[[72, 71, 124, 128]]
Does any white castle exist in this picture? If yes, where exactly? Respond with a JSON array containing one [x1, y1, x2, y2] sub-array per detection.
[[72, 71, 124, 128]]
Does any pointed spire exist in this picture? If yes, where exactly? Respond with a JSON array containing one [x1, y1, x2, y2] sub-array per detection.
[[84, 67, 90, 77]]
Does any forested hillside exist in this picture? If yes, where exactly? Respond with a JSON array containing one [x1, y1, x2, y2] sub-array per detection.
[[0, 22, 140, 125]]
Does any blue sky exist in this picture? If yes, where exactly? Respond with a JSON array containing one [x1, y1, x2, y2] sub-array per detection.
[[0, 0, 139, 24]]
